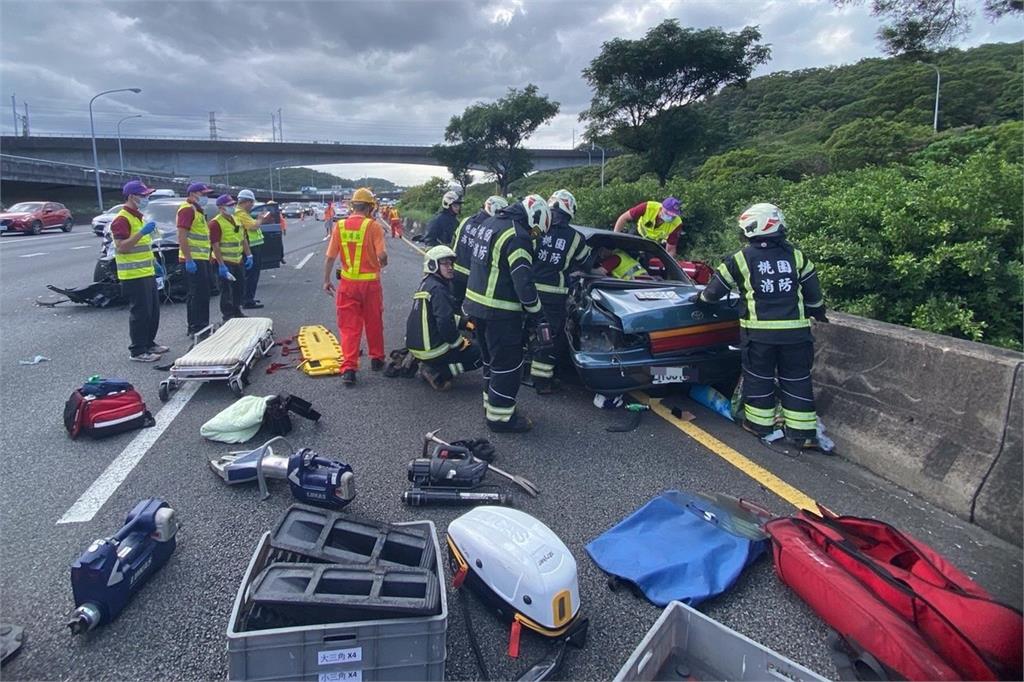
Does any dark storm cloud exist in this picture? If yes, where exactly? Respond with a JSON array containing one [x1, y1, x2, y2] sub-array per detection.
[[1, 0, 1019, 183]]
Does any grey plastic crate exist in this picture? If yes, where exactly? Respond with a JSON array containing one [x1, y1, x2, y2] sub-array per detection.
[[614, 601, 827, 682], [226, 521, 447, 682]]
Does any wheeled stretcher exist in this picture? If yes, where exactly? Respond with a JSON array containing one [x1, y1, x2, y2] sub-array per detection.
[[158, 318, 275, 402]]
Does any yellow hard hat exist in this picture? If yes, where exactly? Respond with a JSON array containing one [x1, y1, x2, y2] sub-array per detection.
[[351, 187, 376, 205]]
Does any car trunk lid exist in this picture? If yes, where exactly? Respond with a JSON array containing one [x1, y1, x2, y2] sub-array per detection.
[[589, 284, 740, 353]]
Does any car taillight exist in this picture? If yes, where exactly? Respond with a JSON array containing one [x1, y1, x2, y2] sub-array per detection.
[[649, 321, 739, 354]]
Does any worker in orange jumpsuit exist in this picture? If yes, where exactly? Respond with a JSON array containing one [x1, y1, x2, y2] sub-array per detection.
[[389, 206, 403, 239], [324, 201, 335, 237], [322, 187, 388, 386]]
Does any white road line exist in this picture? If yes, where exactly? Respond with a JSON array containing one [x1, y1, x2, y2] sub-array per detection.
[[295, 252, 316, 269], [57, 382, 201, 525], [19, 252, 46, 258], [71, 245, 92, 250]]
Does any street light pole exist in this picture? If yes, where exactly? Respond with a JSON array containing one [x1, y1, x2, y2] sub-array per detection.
[[90, 87, 141, 211], [917, 61, 941, 132], [116, 114, 143, 176]]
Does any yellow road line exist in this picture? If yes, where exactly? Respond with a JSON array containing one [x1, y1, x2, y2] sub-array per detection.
[[402, 236, 426, 256], [634, 390, 817, 511]]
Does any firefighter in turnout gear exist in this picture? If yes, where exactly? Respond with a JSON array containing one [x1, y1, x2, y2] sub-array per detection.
[[406, 246, 482, 391], [452, 195, 508, 311], [697, 203, 827, 449], [464, 194, 551, 433], [424, 190, 463, 247], [530, 190, 590, 393]]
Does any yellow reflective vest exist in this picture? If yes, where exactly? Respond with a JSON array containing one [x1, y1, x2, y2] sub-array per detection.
[[113, 209, 155, 280]]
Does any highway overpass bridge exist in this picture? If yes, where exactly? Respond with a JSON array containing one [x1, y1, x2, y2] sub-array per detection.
[[0, 135, 607, 180]]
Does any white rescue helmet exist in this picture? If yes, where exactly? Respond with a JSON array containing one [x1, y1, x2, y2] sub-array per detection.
[[236, 189, 256, 203], [483, 195, 509, 217], [521, 194, 552, 236], [738, 202, 786, 239], [441, 190, 463, 210], [547, 189, 577, 219], [424, 245, 457, 274]]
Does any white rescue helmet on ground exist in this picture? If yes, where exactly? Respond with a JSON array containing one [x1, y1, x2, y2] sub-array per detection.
[[547, 189, 577, 219], [483, 195, 509, 217], [521, 194, 552, 236], [423, 245, 456, 274], [442, 190, 463, 210], [738, 202, 786, 239], [447, 506, 581, 633]]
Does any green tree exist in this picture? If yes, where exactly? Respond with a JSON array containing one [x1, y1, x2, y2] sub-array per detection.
[[396, 177, 451, 222], [440, 84, 559, 195], [824, 118, 932, 170], [834, 0, 1022, 55], [580, 20, 770, 182], [430, 141, 478, 192]]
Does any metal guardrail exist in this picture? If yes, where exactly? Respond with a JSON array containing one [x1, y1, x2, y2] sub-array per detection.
[[1, 153, 181, 181], [2, 132, 583, 151]]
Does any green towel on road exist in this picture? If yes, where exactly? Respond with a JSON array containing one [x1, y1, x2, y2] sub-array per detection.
[[200, 395, 275, 443]]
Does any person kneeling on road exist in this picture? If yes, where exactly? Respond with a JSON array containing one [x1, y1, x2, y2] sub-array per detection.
[[406, 246, 482, 391], [695, 202, 827, 450]]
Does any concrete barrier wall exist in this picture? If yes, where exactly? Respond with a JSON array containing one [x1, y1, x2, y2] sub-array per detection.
[[813, 312, 1023, 545]]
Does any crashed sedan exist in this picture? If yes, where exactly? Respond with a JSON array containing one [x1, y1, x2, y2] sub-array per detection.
[[565, 226, 741, 393]]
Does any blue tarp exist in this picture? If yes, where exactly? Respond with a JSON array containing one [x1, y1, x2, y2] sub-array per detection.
[[585, 490, 767, 607]]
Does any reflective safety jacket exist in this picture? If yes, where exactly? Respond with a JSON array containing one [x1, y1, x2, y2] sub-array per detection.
[[211, 213, 244, 264], [235, 208, 263, 247], [178, 202, 210, 261], [113, 208, 155, 280], [405, 273, 462, 360], [700, 238, 825, 343], [424, 208, 459, 248], [463, 203, 542, 320], [337, 216, 380, 281], [452, 210, 488, 278], [636, 201, 682, 243], [533, 216, 590, 296], [608, 249, 646, 280]]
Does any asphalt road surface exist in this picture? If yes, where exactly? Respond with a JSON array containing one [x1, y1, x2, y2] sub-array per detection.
[[1, 216, 1020, 681]]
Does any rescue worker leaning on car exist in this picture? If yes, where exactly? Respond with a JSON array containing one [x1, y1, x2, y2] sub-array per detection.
[[696, 203, 827, 450]]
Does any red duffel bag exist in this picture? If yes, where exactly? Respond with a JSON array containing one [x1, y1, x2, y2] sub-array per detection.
[[765, 506, 1022, 681]]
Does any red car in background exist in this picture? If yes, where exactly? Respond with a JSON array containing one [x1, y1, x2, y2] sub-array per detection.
[[1, 201, 74, 235]]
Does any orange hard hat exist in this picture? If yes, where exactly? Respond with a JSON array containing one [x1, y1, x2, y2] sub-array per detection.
[[351, 187, 376, 205]]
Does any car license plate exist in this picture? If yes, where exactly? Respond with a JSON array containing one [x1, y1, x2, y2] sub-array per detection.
[[651, 366, 694, 384]]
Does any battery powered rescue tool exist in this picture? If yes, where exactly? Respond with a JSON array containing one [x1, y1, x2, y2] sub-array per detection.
[[67, 498, 178, 635], [209, 436, 355, 509], [403, 437, 512, 507]]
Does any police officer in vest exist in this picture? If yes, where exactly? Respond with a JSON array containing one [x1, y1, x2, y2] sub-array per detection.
[[696, 203, 827, 449], [465, 194, 551, 433], [110, 180, 168, 362], [406, 246, 482, 391], [177, 182, 214, 335], [451, 195, 508, 311], [529, 190, 591, 394], [210, 194, 253, 321], [235, 189, 266, 309], [423, 190, 463, 247], [613, 197, 684, 257]]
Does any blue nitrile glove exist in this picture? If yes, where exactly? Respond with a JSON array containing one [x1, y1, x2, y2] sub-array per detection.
[[245, 255, 254, 270], [155, 262, 165, 277], [218, 263, 230, 279], [185, 259, 198, 275], [139, 221, 157, 236]]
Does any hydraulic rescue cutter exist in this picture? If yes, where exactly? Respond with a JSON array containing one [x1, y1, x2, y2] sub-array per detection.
[[209, 436, 355, 509], [447, 507, 588, 679], [67, 498, 178, 635]]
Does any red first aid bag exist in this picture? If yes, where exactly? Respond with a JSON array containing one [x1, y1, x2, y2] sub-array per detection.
[[64, 383, 154, 439], [765, 506, 1022, 681]]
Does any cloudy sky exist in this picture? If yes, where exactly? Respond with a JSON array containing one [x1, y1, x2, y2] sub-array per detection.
[[1, 0, 1019, 185]]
